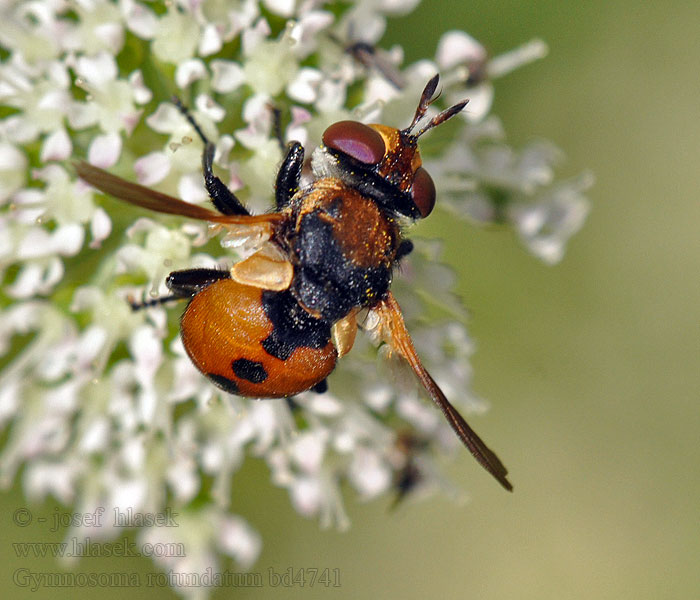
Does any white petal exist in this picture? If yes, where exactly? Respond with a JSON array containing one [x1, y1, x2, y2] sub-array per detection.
[[37, 89, 71, 112], [262, 0, 295, 17], [129, 325, 163, 378], [343, 9, 385, 44], [41, 257, 65, 292], [348, 448, 391, 499], [52, 223, 85, 256], [198, 23, 223, 56], [89, 207, 112, 248], [363, 384, 393, 412], [0, 142, 27, 202], [178, 173, 208, 204], [488, 38, 548, 79], [175, 59, 207, 89], [79, 417, 109, 453], [461, 84, 494, 122], [122, 437, 146, 471], [230, 0, 260, 37], [110, 478, 147, 512], [217, 516, 262, 569], [215, 134, 235, 166], [75, 52, 117, 87], [0, 377, 20, 425], [286, 106, 311, 145], [379, 0, 421, 13], [94, 22, 124, 52], [436, 30, 487, 71], [289, 11, 334, 57], [47, 60, 70, 89], [290, 476, 321, 516], [24, 462, 76, 504], [146, 102, 182, 134], [287, 67, 322, 104], [16, 228, 51, 260], [315, 79, 346, 113], [67, 100, 99, 130], [1, 115, 39, 144], [397, 396, 440, 432], [195, 94, 226, 122], [304, 393, 343, 417], [11, 258, 62, 297], [249, 402, 278, 451], [87, 132, 122, 167], [40, 128, 72, 162], [167, 454, 199, 502], [241, 17, 271, 55], [77, 325, 108, 366], [6, 263, 46, 298], [123, 0, 158, 39], [211, 60, 245, 93], [0, 141, 27, 170], [291, 431, 327, 473], [134, 151, 171, 186], [128, 69, 153, 104], [242, 93, 272, 124]]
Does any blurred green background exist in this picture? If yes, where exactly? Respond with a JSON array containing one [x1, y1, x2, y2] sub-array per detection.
[[3, 1, 699, 598]]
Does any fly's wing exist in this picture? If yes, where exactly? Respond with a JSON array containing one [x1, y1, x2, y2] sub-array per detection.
[[76, 161, 296, 293], [75, 162, 285, 227], [372, 292, 513, 491]]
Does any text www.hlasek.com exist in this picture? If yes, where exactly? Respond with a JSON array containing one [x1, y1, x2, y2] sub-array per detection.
[[13, 538, 184, 559]]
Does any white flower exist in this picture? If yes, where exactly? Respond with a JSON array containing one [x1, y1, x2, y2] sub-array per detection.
[[0, 56, 72, 142], [67, 0, 125, 55], [348, 446, 392, 499], [288, 10, 334, 59], [429, 126, 593, 263], [508, 172, 593, 264], [242, 24, 299, 96], [151, 7, 200, 65], [71, 52, 148, 136], [434, 32, 548, 122], [211, 60, 246, 93], [0, 142, 27, 203]]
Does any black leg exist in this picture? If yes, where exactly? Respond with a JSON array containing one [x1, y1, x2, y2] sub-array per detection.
[[129, 268, 231, 311], [395, 239, 414, 261], [166, 268, 231, 297], [275, 142, 304, 209], [171, 97, 250, 216], [268, 103, 285, 151], [128, 294, 184, 311], [311, 378, 328, 394]]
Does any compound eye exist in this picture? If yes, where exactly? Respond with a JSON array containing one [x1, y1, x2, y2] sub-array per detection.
[[322, 121, 386, 165], [411, 167, 436, 218]]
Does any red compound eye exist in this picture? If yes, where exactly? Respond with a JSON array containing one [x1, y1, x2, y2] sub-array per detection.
[[411, 167, 436, 218], [322, 121, 386, 164]]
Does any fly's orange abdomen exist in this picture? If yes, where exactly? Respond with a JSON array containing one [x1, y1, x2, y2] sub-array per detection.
[[181, 279, 337, 398]]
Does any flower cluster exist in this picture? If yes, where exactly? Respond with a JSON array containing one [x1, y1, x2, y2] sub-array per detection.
[[0, 0, 589, 596]]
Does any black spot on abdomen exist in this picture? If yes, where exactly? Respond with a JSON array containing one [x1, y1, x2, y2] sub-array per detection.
[[261, 290, 332, 361], [207, 373, 239, 395], [232, 358, 268, 383]]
